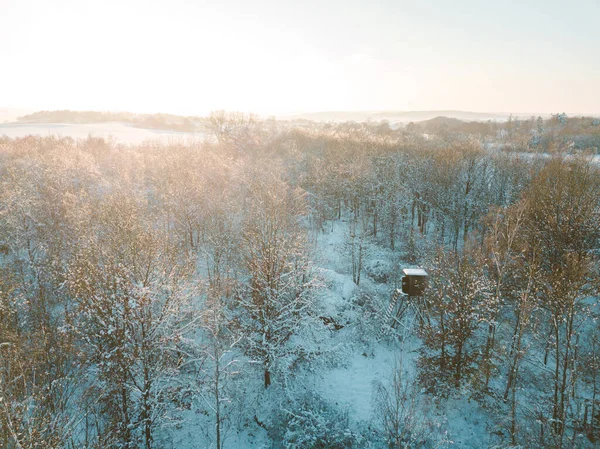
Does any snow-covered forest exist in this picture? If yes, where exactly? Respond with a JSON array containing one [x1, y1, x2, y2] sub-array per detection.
[[1, 113, 599, 449]]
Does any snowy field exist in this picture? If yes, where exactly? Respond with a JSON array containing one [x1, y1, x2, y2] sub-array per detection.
[[0, 122, 205, 144]]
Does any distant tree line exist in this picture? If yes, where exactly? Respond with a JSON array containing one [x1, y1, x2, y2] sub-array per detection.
[[17, 110, 203, 132], [16, 109, 600, 153]]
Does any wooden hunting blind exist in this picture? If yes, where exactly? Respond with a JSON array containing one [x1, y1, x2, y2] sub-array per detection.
[[401, 268, 428, 296], [381, 268, 430, 334]]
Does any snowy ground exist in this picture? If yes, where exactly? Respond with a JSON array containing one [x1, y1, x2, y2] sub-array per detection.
[[310, 219, 400, 423], [308, 219, 499, 448], [0, 122, 205, 144]]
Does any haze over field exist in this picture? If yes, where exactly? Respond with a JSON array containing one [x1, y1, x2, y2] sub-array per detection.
[[0, 120, 205, 144], [0, 108, 34, 123]]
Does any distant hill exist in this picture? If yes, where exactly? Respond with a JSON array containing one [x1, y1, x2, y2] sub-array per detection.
[[281, 110, 520, 123], [414, 116, 502, 135], [7, 108, 560, 127], [14, 110, 204, 132], [418, 116, 465, 127]]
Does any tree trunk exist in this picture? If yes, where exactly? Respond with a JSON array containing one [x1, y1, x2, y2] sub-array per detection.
[[553, 318, 562, 436], [510, 375, 518, 445], [440, 312, 446, 372], [504, 310, 523, 401], [557, 304, 576, 444], [121, 385, 132, 448], [372, 200, 377, 238], [483, 322, 496, 390], [142, 371, 152, 449], [455, 342, 463, 387], [591, 370, 597, 442], [215, 348, 221, 449]]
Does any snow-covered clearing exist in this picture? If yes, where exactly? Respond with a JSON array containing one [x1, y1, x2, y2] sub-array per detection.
[[0, 122, 205, 144], [311, 220, 400, 423], [308, 219, 500, 448]]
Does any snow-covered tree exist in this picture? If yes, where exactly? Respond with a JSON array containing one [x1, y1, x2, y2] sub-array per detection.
[[521, 156, 600, 441], [236, 170, 315, 388], [419, 247, 493, 392], [192, 286, 242, 449], [67, 192, 192, 449]]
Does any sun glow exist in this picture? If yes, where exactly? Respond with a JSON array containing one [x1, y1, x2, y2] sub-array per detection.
[[2, 0, 599, 115], [3, 0, 351, 115]]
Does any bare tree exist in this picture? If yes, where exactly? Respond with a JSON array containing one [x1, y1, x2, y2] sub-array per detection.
[[374, 358, 448, 448], [193, 286, 242, 449]]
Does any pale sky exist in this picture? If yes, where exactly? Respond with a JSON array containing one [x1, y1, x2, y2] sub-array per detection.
[[2, 0, 599, 115]]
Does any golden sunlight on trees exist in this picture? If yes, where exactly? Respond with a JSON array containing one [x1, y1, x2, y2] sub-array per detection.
[[0, 114, 599, 448]]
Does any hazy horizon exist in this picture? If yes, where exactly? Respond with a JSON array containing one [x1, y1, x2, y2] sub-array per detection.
[[2, 0, 599, 115], [1, 107, 578, 125]]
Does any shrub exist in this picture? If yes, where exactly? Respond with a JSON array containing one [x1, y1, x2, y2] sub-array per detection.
[[269, 392, 365, 449]]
